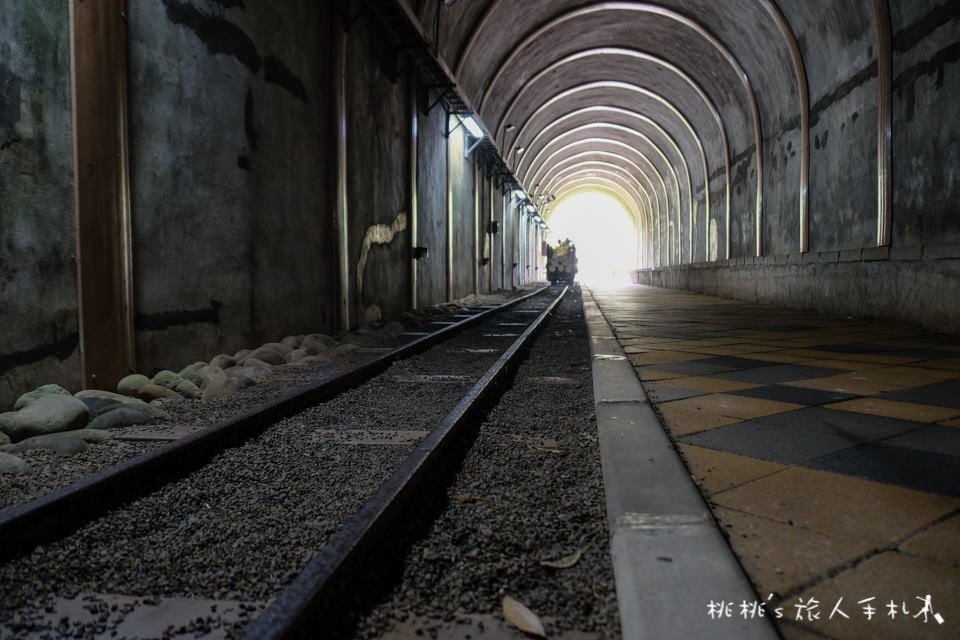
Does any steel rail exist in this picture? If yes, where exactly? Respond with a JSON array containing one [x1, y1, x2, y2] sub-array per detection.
[[243, 285, 569, 640], [0, 284, 552, 563]]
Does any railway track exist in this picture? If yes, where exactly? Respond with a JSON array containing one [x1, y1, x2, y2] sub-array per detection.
[[1, 285, 569, 639]]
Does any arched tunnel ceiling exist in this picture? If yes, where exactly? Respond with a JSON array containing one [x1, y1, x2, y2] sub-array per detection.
[[402, 0, 843, 264]]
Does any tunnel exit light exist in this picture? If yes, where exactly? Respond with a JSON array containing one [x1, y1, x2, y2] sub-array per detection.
[[548, 190, 638, 287]]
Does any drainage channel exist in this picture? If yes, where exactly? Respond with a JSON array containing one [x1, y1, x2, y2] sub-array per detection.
[[0, 286, 566, 640]]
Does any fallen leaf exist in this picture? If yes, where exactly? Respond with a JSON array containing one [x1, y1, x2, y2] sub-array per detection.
[[502, 595, 545, 637], [539, 548, 583, 569], [453, 493, 491, 505], [530, 445, 571, 455]]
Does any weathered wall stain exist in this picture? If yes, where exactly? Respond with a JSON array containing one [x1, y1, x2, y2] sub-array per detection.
[[244, 87, 258, 150], [264, 55, 308, 102], [0, 334, 79, 376], [893, 1, 959, 52], [134, 300, 223, 331], [162, 0, 261, 72], [894, 41, 960, 121], [0, 63, 21, 128], [357, 211, 408, 298]]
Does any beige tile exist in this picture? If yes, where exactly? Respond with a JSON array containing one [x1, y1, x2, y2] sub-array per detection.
[[659, 377, 761, 393], [657, 404, 742, 437], [785, 370, 927, 396], [663, 394, 803, 420], [713, 506, 877, 598], [627, 350, 708, 365], [803, 359, 888, 371], [824, 398, 960, 422], [872, 366, 958, 384], [712, 467, 960, 545], [908, 358, 960, 372], [677, 444, 788, 495], [899, 514, 960, 566], [791, 551, 960, 640]]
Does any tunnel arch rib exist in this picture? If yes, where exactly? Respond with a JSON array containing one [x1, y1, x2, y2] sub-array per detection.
[[461, 2, 763, 258]]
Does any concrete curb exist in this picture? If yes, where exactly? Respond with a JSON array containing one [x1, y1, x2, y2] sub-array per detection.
[[583, 287, 779, 639]]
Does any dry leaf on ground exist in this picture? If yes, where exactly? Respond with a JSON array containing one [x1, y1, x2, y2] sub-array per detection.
[[530, 445, 572, 455], [539, 548, 583, 569], [502, 595, 546, 637]]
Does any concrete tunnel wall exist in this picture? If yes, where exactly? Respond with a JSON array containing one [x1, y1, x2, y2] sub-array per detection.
[[0, 1, 542, 409], [128, 0, 337, 372], [0, 3, 80, 404], [633, 0, 960, 334]]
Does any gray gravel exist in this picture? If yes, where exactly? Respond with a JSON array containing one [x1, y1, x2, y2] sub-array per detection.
[[0, 288, 539, 512], [0, 288, 557, 639], [356, 287, 621, 639]]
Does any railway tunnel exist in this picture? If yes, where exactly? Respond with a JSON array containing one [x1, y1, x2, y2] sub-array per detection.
[[1, 1, 959, 638]]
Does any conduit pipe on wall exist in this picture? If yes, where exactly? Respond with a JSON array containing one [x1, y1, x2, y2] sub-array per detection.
[[408, 67, 419, 309], [872, 0, 893, 247], [334, 22, 351, 331], [69, 0, 136, 390]]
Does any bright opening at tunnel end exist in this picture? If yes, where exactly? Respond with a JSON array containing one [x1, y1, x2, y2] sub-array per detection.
[[546, 189, 639, 288]]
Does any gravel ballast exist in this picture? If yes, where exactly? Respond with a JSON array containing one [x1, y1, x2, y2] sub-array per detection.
[[0, 290, 563, 639], [356, 287, 621, 639], [0, 288, 540, 511]]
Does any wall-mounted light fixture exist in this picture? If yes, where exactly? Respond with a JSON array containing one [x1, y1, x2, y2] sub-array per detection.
[[460, 115, 486, 157], [489, 220, 500, 235], [462, 115, 484, 138]]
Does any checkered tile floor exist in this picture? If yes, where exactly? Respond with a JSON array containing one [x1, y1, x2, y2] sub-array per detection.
[[590, 285, 960, 640]]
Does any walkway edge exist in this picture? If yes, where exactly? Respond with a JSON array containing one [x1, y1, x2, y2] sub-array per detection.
[[583, 287, 779, 640]]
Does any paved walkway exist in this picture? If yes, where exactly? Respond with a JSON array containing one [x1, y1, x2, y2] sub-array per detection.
[[589, 284, 959, 640]]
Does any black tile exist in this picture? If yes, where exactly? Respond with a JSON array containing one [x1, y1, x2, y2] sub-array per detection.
[[881, 425, 960, 458], [811, 343, 898, 354], [808, 444, 960, 497], [876, 381, 960, 409], [810, 343, 953, 360], [638, 361, 739, 376], [710, 364, 846, 384], [728, 385, 859, 406], [680, 421, 858, 465], [758, 407, 925, 441], [697, 356, 779, 370]]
